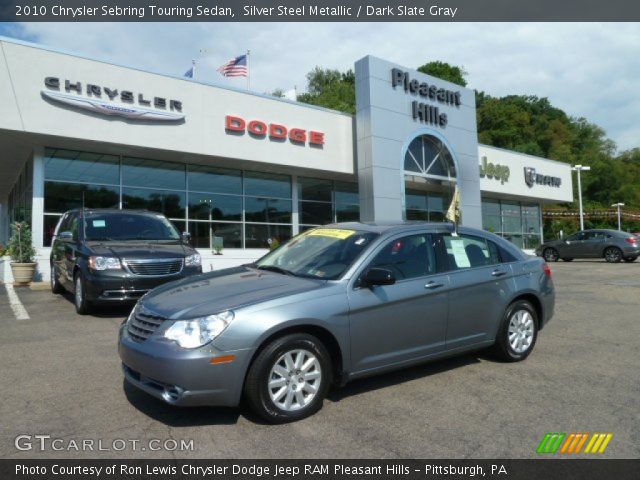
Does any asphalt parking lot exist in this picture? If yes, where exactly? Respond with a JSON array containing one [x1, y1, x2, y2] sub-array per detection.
[[1, 260, 638, 459]]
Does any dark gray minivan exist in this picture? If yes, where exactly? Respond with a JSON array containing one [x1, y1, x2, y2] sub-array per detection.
[[51, 209, 202, 314], [119, 222, 555, 423]]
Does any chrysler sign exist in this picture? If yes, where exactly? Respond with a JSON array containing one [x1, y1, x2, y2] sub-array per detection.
[[42, 77, 184, 121], [524, 167, 562, 188]]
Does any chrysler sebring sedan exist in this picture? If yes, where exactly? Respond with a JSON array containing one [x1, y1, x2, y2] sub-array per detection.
[[119, 222, 555, 423]]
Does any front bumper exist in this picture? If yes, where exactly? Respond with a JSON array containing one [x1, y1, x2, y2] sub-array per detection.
[[118, 324, 253, 407], [84, 266, 202, 303]]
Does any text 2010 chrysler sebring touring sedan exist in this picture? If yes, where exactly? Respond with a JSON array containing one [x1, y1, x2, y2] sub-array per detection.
[[119, 222, 555, 423]]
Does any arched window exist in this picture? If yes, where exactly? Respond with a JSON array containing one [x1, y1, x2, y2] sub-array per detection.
[[404, 134, 456, 222], [404, 135, 456, 180]]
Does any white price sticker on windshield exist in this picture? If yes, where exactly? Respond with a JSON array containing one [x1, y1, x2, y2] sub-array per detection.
[[92, 220, 106, 228]]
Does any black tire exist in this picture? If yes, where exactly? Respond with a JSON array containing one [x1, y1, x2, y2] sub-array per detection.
[[492, 300, 539, 362], [623, 256, 637, 263], [543, 248, 559, 262], [50, 263, 64, 294], [604, 247, 622, 263], [244, 333, 332, 423], [561, 258, 574, 262], [73, 271, 92, 315]]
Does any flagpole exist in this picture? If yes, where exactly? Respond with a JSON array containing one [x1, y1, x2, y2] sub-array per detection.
[[246, 50, 251, 91]]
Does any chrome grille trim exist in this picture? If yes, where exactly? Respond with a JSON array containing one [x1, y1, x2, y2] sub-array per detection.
[[127, 308, 167, 343], [123, 258, 183, 277]]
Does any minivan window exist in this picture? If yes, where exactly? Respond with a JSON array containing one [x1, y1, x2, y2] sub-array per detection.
[[255, 228, 378, 280], [83, 213, 181, 241], [368, 234, 436, 280]]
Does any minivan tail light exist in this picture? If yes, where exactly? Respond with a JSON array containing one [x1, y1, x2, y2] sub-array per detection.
[[542, 263, 552, 278]]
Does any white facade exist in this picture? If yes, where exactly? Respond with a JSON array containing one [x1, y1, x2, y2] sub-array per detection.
[[0, 37, 573, 282]]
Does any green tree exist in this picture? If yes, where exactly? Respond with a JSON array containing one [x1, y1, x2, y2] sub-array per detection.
[[297, 67, 356, 114], [417, 61, 468, 86]]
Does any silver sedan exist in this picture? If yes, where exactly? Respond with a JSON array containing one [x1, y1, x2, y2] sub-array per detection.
[[119, 222, 555, 423]]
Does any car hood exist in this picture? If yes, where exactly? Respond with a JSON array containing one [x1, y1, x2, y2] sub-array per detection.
[[140, 266, 325, 319], [85, 241, 192, 259]]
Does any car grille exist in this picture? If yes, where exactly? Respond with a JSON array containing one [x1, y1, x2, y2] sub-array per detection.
[[124, 258, 183, 276], [127, 308, 166, 343]]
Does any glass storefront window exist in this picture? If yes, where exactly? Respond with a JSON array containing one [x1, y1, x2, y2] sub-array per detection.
[[336, 203, 359, 222], [188, 165, 242, 195], [44, 182, 120, 213], [45, 149, 120, 185], [43, 215, 61, 247], [188, 192, 242, 221], [245, 224, 292, 249], [189, 221, 242, 249], [298, 177, 332, 202], [245, 197, 292, 223], [300, 201, 333, 225], [122, 157, 186, 190], [122, 188, 186, 219], [244, 172, 291, 198], [481, 199, 543, 250]]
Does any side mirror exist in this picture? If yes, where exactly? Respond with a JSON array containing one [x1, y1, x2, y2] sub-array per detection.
[[181, 231, 191, 243], [58, 231, 73, 242], [362, 267, 396, 287]]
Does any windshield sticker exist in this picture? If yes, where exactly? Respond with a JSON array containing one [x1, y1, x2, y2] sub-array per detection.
[[308, 229, 355, 240], [449, 239, 471, 268], [92, 220, 106, 228]]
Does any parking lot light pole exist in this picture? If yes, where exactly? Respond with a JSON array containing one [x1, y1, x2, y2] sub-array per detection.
[[611, 202, 625, 231], [572, 165, 591, 230]]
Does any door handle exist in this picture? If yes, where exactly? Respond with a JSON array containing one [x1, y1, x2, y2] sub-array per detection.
[[491, 269, 507, 277], [424, 281, 444, 289]]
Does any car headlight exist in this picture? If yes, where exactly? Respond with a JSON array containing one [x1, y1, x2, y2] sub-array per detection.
[[164, 311, 234, 349], [185, 253, 201, 267], [89, 256, 122, 271]]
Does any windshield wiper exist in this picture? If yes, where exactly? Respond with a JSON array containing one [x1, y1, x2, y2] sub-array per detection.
[[256, 265, 297, 276]]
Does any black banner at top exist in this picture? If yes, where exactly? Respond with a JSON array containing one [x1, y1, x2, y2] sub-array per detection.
[[2, 0, 640, 22]]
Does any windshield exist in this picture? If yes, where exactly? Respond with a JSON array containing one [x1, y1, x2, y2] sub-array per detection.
[[83, 213, 181, 241], [255, 228, 378, 280]]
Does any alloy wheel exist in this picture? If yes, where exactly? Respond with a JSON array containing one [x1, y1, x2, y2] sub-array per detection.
[[543, 248, 558, 262], [268, 349, 322, 412], [605, 247, 621, 263], [508, 309, 535, 354]]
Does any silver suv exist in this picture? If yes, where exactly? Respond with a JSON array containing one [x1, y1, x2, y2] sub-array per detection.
[[119, 222, 555, 423]]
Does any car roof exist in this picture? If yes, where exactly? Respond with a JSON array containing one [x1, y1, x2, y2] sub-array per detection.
[[320, 221, 486, 236], [64, 208, 157, 216]]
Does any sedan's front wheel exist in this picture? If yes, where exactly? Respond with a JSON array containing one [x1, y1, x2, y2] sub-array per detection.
[[493, 300, 538, 362], [244, 333, 332, 423]]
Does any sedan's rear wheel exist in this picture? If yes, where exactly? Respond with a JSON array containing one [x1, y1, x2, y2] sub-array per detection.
[[244, 333, 332, 423], [543, 248, 559, 262], [493, 300, 538, 362], [604, 247, 622, 263]]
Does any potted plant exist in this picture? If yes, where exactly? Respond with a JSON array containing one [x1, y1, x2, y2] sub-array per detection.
[[7, 221, 37, 285]]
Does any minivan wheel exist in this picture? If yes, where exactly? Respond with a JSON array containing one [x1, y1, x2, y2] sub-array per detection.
[[244, 333, 332, 423], [74, 272, 91, 315], [604, 247, 622, 263], [543, 248, 559, 262], [493, 300, 538, 362], [50, 264, 64, 294]]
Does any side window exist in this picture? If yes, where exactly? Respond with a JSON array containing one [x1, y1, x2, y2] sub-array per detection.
[[368, 234, 436, 280], [439, 234, 499, 271], [67, 215, 78, 240]]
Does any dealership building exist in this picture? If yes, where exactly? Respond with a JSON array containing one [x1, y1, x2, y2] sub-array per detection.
[[0, 37, 573, 281]]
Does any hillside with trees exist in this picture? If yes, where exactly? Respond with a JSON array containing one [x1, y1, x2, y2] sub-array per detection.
[[290, 62, 640, 233]]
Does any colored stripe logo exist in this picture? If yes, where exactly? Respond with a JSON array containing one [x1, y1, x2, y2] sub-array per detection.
[[537, 433, 612, 454]]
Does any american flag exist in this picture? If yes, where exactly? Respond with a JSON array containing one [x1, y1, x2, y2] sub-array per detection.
[[217, 55, 248, 77]]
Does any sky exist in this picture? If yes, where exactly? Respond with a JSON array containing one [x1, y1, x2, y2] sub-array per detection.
[[1, 22, 639, 152]]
